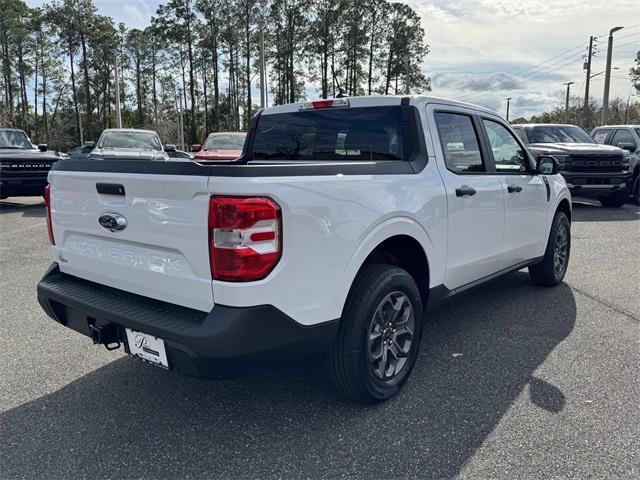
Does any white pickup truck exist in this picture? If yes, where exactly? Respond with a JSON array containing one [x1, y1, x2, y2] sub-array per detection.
[[37, 96, 572, 402]]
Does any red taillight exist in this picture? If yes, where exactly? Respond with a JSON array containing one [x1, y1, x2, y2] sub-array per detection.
[[300, 98, 350, 110], [44, 183, 55, 245], [208, 197, 281, 282]]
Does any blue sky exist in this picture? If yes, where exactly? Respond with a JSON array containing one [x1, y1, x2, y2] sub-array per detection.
[[26, 0, 640, 118]]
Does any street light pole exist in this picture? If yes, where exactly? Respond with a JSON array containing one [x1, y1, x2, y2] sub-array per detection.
[[563, 81, 575, 112], [506, 97, 512, 121], [602, 26, 624, 125], [584, 35, 593, 108], [259, 29, 265, 109]]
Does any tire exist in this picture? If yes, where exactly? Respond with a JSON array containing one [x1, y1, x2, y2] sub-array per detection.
[[327, 263, 423, 403], [598, 189, 627, 208], [529, 211, 570, 287], [633, 176, 640, 205]]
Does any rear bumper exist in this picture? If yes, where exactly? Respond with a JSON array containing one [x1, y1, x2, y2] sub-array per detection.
[[37, 263, 338, 378], [561, 171, 632, 197]]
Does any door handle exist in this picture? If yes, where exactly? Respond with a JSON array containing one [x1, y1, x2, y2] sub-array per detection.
[[507, 184, 523, 193], [455, 185, 477, 197]]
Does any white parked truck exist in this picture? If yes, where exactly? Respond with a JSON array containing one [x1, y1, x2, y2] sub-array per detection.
[[37, 96, 572, 402]]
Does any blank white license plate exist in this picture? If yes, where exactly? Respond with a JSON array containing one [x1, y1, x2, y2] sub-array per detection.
[[125, 329, 169, 369]]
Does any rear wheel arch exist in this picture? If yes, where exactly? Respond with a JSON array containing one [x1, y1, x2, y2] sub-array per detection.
[[348, 234, 430, 311]]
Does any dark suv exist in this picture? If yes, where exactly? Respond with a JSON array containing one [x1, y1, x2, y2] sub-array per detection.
[[0, 128, 64, 199], [512, 124, 632, 208], [591, 125, 640, 203]]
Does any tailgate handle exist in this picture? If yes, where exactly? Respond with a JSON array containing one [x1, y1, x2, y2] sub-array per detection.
[[96, 183, 125, 196]]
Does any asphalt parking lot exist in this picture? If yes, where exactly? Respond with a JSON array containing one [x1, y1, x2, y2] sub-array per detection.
[[1, 197, 639, 479]]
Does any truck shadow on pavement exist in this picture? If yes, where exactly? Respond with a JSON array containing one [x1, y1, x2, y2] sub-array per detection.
[[0, 200, 46, 218], [0, 272, 576, 480], [571, 201, 639, 222]]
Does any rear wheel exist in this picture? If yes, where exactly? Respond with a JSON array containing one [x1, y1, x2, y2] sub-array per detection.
[[327, 264, 423, 403], [599, 189, 627, 208], [529, 211, 570, 287]]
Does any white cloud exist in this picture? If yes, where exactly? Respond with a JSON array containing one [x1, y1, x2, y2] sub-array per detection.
[[405, 0, 640, 118]]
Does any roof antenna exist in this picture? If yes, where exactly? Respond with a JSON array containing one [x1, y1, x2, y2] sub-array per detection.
[[331, 65, 347, 98]]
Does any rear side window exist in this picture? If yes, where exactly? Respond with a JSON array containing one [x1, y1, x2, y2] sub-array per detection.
[[610, 129, 637, 149], [250, 107, 407, 161], [434, 112, 485, 173], [592, 129, 611, 144]]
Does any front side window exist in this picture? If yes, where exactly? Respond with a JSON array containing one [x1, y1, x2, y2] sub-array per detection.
[[611, 129, 637, 150], [250, 106, 408, 161], [98, 131, 162, 150], [526, 125, 595, 144], [592, 129, 611, 144], [483, 120, 528, 173], [0, 130, 33, 149], [434, 112, 485, 173]]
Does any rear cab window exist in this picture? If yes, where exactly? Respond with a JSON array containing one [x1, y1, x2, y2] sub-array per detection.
[[249, 106, 416, 162]]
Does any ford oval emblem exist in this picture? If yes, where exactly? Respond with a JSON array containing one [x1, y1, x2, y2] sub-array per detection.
[[98, 213, 127, 232]]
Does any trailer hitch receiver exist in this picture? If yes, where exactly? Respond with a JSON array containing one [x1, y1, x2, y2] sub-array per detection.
[[89, 323, 121, 351]]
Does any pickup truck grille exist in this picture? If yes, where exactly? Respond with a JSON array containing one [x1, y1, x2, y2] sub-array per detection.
[[0, 160, 54, 172], [565, 154, 625, 173], [0, 160, 55, 183]]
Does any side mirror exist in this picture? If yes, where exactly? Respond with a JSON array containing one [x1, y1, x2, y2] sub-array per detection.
[[537, 155, 559, 175], [617, 142, 636, 153], [84, 141, 95, 149], [164, 144, 177, 152], [191, 144, 202, 152], [38, 144, 48, 152]]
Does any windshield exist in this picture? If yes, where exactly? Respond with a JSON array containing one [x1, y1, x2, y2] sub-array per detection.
[[526, 125, 595, 144], [636, 128, 640, 138], [0, 130, 33, 149], [251, 106, 407, 161], [203, 134, 246, 151], [98, 131, 162, 150]]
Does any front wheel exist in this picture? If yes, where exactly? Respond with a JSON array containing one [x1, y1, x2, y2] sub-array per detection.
[[599, 189, 627, 208], [633, 176, 640, 205], [529, 211, 570, 287], [327, 264, 423, 403]]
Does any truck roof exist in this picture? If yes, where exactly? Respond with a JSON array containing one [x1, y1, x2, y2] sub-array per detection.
[[594, 125, 640, 129], [100, 128, 159, 134], [514, 124, 582, 128], [261, 95, 499, 117], [0, 127, 27, 132]]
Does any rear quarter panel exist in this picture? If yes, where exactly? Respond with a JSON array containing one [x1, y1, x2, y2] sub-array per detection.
[[209, 161, 447, 326]]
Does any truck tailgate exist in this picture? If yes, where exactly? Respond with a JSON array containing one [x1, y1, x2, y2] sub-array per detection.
[[48, 170, 213, 312]]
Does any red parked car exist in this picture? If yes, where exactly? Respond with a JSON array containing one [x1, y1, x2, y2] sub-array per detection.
[[192, 132, 247, 162]]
